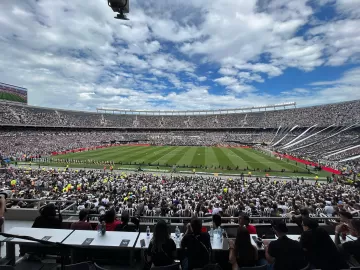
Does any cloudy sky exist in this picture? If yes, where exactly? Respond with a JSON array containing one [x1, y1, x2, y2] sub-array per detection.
[[0, 0, 359, 111]]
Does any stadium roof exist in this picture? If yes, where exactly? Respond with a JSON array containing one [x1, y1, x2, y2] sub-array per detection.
[[96, 102, 296, 115]]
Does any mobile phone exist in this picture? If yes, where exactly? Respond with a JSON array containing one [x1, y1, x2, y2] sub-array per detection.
[[140, 239, 145, 247]]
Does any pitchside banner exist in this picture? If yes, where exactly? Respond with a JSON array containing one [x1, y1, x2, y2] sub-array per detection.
[[0, 82, 27, 104]]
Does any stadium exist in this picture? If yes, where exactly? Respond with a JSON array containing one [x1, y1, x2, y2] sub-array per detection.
[[0, 0, 360, 270], [1, 99, 359, 177], [1, 97, 360, 268]]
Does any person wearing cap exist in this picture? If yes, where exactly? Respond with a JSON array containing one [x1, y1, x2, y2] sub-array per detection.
[[265, 220, 307, 270], [70, 209, 92, 230]]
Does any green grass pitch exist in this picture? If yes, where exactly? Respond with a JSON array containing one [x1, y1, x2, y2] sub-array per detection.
[[0, 92, 27, 103], [46, 145, 330, 178]]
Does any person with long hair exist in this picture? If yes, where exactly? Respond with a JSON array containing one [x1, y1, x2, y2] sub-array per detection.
[[229, 227, 258, 269], [146, 220, 176, 267]]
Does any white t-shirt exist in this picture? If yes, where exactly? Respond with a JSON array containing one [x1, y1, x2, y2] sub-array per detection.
[[212, 207, 222, 215]]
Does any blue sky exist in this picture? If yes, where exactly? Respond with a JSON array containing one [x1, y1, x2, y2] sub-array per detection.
[[0, 0, 359, 111]]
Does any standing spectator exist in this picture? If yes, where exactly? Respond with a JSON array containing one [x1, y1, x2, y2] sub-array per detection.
[[181, 217, 211, 270], [70, 209, 92, 230], [146, 220, 176, 267], [229, 227, 258, 269], [239, 214, 257, 234], [265, 221, 307, 270]]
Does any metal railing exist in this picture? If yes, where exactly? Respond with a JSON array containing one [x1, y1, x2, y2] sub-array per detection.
[[6, 198, 77, 214], [59, 213, 359, 224]]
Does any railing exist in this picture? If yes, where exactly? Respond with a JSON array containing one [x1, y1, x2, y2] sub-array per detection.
[[6, 199, 77, 214], [5, 198, 359, 224], [60, 213, 359, 223]]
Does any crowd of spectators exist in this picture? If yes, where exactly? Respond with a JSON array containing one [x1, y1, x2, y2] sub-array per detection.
[[2, 167, 360, 269], [1, 100, 360, 129], [0, 129, 275, 160], [2, 168, 359, 220]]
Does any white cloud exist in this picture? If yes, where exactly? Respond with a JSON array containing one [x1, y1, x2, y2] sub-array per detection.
[[308, 19, 360, 66], [219, 67, 238, 76], [147, 54, 195, 73], [117, 53, 150, 69], [310, 67, 360, 86], [214, 76, 238, 86], [234, 63, 283, 77], [227, 84, 255, 93], [126, 40, 161, 55], [0, 0, 359, 112], [238, 72, 264, 83], [336, 0, 360, 18]]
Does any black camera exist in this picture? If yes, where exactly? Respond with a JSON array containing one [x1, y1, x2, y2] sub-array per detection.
[[108, 0, 130, 20]]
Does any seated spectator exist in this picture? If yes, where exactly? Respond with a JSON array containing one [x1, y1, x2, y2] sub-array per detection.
[[212, 214, 222, 230], [115, 212, 135, 232], [301, 218, 349, 270], [181, 217, 212, 270], [265, 220, 307, 270], [339, 210, 353, 224], [32, 204, 62, 229], [290, 207, 310, 230], [324, 201, 335, 216], [96, 208, 121, 231], [239, 214, 257, 234], [70, 209, 92, 230], [146, 220, 176, 267], [212, 203, 222, 215], [336, 219, 360, 265], [229, 227, 258, 269]]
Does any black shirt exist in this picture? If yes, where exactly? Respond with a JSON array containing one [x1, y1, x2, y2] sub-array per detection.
[[114, 223, 135, 232], [181, 232, 211, 270], [341, 238, 360, 264], [147, 238, 176, 267], [301, 228, 349, 270], [32, 215, 62, 229], [236, 245, 258, 268], [268, 235, 307, 270]]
